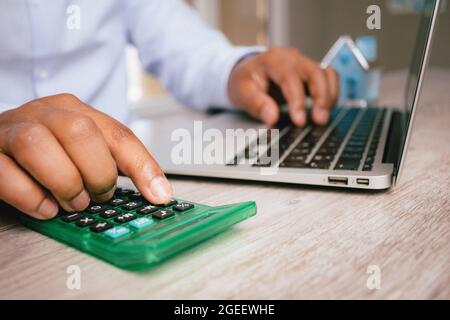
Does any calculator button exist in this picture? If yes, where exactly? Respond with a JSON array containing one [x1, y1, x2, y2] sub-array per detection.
[[152, 210, 175, 220], [99, 209, 120, 219], [114, 213, 136, 224], [137, 205, 158, 215], [128, 191, 142, 201], [115, 188, 134, 196], [121, 201, 143, 211], [75, 217, 97, 228], [163, 199, 178, 207], [61, 213, 82, 223], [129, 217, 153, 230], [90, 222, 113, 233], [173, 203, 194, 212], [104, 226, 130, 240], [87, 205, 104, 214], [109, 198, 126, 206]]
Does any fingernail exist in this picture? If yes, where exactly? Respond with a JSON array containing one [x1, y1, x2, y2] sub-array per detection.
[[294, 111, 307, 127], [316, 109, 329, 124], [37, 198, 59, 219], [260, 105, 273, 125], [149, 176, 172, 203], [69, 190, 90, 211]]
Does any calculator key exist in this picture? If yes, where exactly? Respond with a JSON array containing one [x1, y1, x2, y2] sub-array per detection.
[[114, 213, 137, 224], [128, 191, 142, 201], [162, 199, 178, 207], [61, 213, 83, 223], [122, 201, 143, 211], [173, 203, 194, 212], [76, 217, 97, 228], [152, 210, 175, 220], [90, 222, 114, 233], [129, 217, 153, 230], [115, 188, 134, 196], [86, 205, 104, 214], [108, 198, 126, 206], [137, 205, 158, 215], [104, 226, 130, 240], [99, 209, 120, 219]]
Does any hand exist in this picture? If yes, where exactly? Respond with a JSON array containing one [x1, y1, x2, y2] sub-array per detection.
[[0, 94, 172, 220], [228, 47, 339, 127]]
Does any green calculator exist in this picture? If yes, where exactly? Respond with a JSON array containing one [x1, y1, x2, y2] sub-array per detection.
[[20, 181, 256, 271]]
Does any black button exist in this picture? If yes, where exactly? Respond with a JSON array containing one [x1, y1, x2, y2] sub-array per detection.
[[87, 205, 104, 214], [122, 201, 143, 211], [99, 209, 120, 219], [163, 199, 178, 207], [128, 192, 143, 201], [137, 205, 158, 215], [75, 217, 97, 228], [115, 213, 136, 224], [61, 213, 82, 223], [109, 198, 126, 206], [115, 188, 134, 196], [90, 222, 113, 233], [173, 203, 194, 212], [152, 210, 175, 220]]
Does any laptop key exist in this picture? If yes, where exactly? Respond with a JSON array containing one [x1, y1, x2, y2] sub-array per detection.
[[335, 160, 360, 171]]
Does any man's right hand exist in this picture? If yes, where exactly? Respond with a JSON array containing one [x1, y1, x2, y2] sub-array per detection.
[[0, 94, 173, 220]]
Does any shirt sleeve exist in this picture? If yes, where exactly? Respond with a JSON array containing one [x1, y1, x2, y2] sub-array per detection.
[[124, 0, 264, 111]]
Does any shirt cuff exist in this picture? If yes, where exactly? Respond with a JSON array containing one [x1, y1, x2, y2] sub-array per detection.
[[214, 46, 266, 110]]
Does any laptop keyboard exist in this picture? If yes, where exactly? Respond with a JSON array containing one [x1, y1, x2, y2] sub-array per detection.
[[237, 107, 386, 171]]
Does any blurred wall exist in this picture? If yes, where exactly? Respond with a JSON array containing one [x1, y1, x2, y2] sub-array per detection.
[[284, 0, 449, 70]]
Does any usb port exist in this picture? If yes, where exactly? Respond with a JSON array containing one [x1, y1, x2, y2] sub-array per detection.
[[328, 177, 349, 185], [356, 178, 370, 186]]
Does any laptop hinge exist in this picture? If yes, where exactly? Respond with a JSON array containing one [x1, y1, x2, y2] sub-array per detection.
[[382, 110, 405, 177]]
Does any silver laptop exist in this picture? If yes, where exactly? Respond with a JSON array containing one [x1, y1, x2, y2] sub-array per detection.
[[133, 0, 440, 190]]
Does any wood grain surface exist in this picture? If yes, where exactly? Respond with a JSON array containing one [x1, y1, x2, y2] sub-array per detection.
[[0, 69, 449, 299]]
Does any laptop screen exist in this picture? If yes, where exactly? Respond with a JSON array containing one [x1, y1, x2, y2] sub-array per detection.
[[396, 0, 440, 179]]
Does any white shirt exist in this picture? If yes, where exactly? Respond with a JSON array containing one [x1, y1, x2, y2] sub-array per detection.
[[0, 0, 259, 123]]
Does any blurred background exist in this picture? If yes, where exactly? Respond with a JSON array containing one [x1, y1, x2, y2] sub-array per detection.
[[127, 0, 449, 108]]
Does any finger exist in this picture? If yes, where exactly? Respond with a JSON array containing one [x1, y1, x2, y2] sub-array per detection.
[[0, 153, 59, 219], [324, 67, 340, 106], [40, 110, 118, 203], [267, 69, 307, 127], [297, 58, 332, 125], [238, 79, 279, 126], [1, 122, 89, 212], [94, 116, 173, 205]]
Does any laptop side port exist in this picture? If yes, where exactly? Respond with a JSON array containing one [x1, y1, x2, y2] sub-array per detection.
[[356, 178, 370, 186], [328, 177, 349, 186]]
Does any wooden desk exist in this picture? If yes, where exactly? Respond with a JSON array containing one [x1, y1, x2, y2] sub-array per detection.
[[0, 70, 449, 299]]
